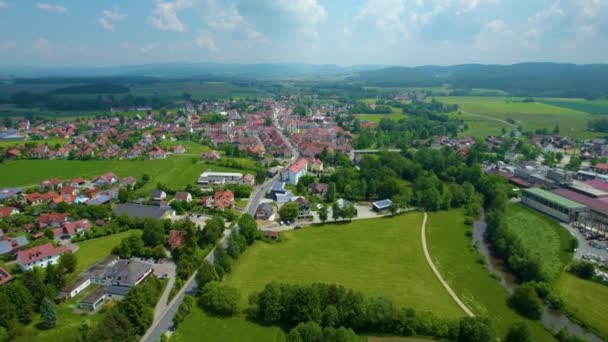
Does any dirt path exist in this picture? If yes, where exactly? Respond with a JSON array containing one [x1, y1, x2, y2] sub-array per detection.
[[420, 212, 475, 317], [463, 110, 517, 128]]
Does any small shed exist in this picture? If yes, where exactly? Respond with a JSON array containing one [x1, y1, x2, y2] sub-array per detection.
[[264, 230, 280, 240], [372, 199, 393, 212]]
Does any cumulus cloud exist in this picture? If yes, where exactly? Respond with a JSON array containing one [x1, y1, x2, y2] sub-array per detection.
[[193, 31, 217, 51], [274, 0, 327, 41], [98, 8, 126, 31], [36, 2, 66, 13], [205, 0, 261, 39], [148, 0, 192, 32]]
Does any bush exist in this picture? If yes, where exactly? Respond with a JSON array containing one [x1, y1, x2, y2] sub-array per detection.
[[197, 281, 240, 317], [547, 293, 565, 310], [509, 284, 543, 320], [569, 261, 595, 279], [504, 322, 532, 342]]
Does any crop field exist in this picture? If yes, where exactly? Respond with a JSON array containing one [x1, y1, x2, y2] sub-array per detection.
[[170, 307, 285, 342], [540, 98, 608, 115], [557, 273, 608, 340], [224, 213, 463, 318], [0, 156, 251, 190], [425, 210, 554, 340], [437, 96, 600, 139], [130, 81, 270, 99], [505, 204, 574, 281]]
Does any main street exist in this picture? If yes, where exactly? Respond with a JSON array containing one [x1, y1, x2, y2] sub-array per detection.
[[141, 174, 279, 342]]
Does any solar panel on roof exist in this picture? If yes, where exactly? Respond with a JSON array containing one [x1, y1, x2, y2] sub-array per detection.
[[0, 241, 12, 255], [373, 199, 393, 208]]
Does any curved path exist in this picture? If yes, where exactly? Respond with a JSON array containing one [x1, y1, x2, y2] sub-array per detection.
[[421, 212, 475, 317]]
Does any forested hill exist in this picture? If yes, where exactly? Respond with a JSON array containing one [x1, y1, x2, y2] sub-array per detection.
[[356, 63, 608, 98]]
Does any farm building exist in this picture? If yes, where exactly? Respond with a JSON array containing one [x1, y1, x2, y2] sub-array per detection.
[[521, 188, 587, 223]]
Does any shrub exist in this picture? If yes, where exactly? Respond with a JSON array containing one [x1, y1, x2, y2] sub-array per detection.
[[509, 284, 543, 320], [197, 281, 240, 317], [569, 261, 595, 279]]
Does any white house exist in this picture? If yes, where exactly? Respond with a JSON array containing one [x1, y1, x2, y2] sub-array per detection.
[[17, 243, 70, 271], [281, 158, 308, 185]]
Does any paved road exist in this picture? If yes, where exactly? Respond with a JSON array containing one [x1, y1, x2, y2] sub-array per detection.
[[141, 176, 277, 342], [420, 212, 475, 317]]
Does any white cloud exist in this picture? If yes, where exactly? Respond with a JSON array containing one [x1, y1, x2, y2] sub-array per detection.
[[119, 42, 159, 56], [98, 9, 126, 31], [193, 31, 217, 51], [356, 0, 409, 37], [0, 1, 9, 9], [205, 0, 261, 39], [36, 2, 67, 13], [456, 0, 498, 15], [274, 0, 327, 41], [0, 40, 15, 50], [148, 0, 192, 32]]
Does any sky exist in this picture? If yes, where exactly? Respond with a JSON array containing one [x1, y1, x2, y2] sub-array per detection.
[[0, 0, 606, 67]]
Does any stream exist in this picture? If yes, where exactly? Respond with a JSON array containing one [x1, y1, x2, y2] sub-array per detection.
[[473, 210, 605, 342]]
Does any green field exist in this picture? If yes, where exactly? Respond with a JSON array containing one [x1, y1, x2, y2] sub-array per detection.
[[224, 213, 463, 318], [450, 111, 511, 138], [438, 96, 600, 139], [541, 98, 608, 116], [0, 156, 250, 190], [130, 81, 269, 99], [170, 307, 285, 342], [557, 273, 608, 340], [72, 230, 142, 276], [356, 110, 405, 123], [505, 204, 574, 281], [426, 210, 554, 340]]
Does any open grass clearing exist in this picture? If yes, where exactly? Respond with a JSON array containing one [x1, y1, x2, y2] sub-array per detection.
[[169, 307, 285, 342], [506, 204, 574, 281], [437, 96, 601, 139], [0, 156, 253, 190], [72, 230, 142, 276], [224, 213, 463, 318], [425, 209, 554, 340], [557, 273, 608, 340]]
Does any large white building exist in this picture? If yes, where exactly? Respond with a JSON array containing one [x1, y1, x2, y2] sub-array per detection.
[[17, 243, 70, 271], [197, 171, 243, 186], [281, 158, 308, 185]]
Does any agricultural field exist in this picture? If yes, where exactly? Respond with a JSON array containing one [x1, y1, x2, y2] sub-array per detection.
[[540, 98, 608, 116], [505, 204, 574, 281], [170, 307, 285, 342], [438, 96, 600, 139], [355, 105, 406, 122], [0, 156, 252, 190], [224, 213, 463, 318], [556, 273, 608, 340], [72, 230, 142, 276], [425, 209, 554, 341]]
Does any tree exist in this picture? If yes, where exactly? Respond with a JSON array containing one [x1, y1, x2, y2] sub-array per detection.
[[238, 214, 258, 245], [342, 204, 356, 221], [332, 202, 342, 222], [196, 261, 218, 287], [39, 298, 57, 329], [59, 252, 77, 273], [505, 322, 532, 342], [569, 261, 595, 279], [45, 263, 66, 292], [199, 215, 225, 247], [197, 282, 240, 317], [118, 188, 132, 204], [280, 202, 300, 222], [325, 183, 336, 203], [0, 289, 16, 329], [456, 317, 495, 342], [389, 203, 398, 216], [6, 282, 34, 324], [142, 218, 165, 247], [214, 246, 234, 275], [318, 206, 328, 224], [23, 269, 47, 307], [509, 284, 543, 320]]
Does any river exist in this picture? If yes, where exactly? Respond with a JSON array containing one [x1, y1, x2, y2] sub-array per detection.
[[473, 210, 605, 342]]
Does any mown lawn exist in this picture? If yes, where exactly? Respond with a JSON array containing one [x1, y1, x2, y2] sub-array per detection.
[[170, 307, 285, 342], [437, 96, 600, 139], [72, 230, 142, 276], [557, 273, 608, 340], [0, 156, 251, 190], [426, 210, 554, 340], [449, 110, 511, 137], [224, 213, 463, 318], [506, 204, 574, 281]]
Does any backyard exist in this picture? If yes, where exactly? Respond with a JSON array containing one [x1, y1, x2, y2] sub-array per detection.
[[425, 209, 554, 340], [505, 204, 574, 281], [224, 213, 463, 318], [72, 230, 142, 276]]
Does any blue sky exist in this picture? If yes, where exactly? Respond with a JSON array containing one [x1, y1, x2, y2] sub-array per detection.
[[0, 0, 606, 66]]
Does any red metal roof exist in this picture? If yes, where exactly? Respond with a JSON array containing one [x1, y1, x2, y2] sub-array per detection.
[[551, 188, 608, 213], [17, 243, 69, 266]]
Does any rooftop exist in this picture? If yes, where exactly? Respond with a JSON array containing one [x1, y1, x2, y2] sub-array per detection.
[[113, 203, 171, 219], [552, 188, 608, 214]]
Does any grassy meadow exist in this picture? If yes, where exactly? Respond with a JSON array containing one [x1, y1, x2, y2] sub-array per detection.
[[505, 204, 574, 281], [540, 98, 608, 116], [0, 155, 250, 190], [72, 230, 142, 276], [438, 96, 600, 139], [224, 213, 463, 318], [556, 273, 608, 340], [425, 209, 554, 341]]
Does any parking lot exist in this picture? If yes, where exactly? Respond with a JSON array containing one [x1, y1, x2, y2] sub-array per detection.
[[562, 222, 608, 265]]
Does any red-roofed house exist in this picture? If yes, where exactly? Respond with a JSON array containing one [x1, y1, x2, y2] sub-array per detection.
[[214, 191, 234, 210], [174, 192, 192, 203], [17, 243, 70, 271], [168, 230, 185, 249], [594, 163, 608, 175], [92, 172, 117, 186], [281, 158, 308, 185], [25, 192, 42, 206], [37, 213, 70, 228], [199, 196, 214, 209], [0, 206, 19, 218], [61, 219, 92, 238]]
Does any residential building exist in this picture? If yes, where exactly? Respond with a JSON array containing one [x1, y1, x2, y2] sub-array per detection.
[[255, 203, 273, 220], [197, 171, 243, 186], [17, 243, 70, 271], [113, 203, 175, 219], [214, 190, 234, 210], [281, 158, 308, 185], [174, 192, 192, 203], [0, 267, 13, 285]]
